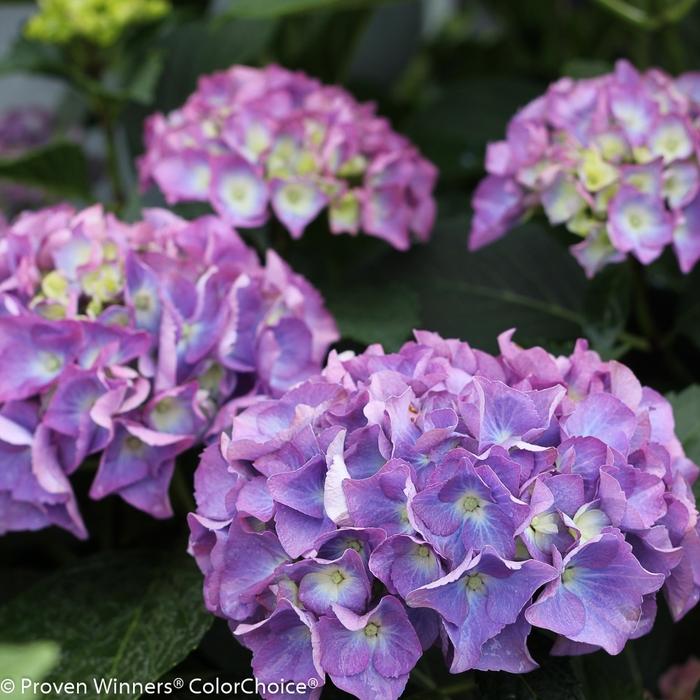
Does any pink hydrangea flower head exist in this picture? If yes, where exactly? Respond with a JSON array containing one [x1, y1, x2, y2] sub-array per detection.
[[0, 204, 337, 537], [470, 60, 700, 276], [189, 328, 700, 698], [139, 65, 437, 250]]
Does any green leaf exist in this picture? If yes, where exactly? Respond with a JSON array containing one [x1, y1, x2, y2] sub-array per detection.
[[225, 0, 394, 18], [103, 49, 166, 105], [476, 658, 586, 699], [667, 385, 700, 467], [325, 281, 420, 351], [153, 17, 276, 111], [0, 642, 60, 700], [386, 213, 588, 354], [0, 550, 212, 700], [402, 78, 543, 181], [0, 141, 90, 200]]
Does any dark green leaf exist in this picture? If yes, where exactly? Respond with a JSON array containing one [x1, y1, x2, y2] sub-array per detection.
[[667, 385, 700, 466], [386, 213, 588, 354], [403, 78, 543, 181], [344, 1, 422, 89], [0, 37, 66, 79], [325, 281, 420, 351], [154, 17, 276, 111], [105, 49, 166, 105], [225, 0, 395, 18], [0, 550, 212, 700], [0, 141, 90, 200], [582, 264, 639, 359], [0, 642, 60, 700], [476, 657, 586, 699]]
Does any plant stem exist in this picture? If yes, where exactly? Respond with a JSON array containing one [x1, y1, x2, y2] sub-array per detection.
[[630, 259, 693, 383], [99, 101, 126, 211]]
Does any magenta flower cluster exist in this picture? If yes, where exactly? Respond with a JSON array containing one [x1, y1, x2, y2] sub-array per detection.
[[470, 60, 700, 276], [138, 64, 437, 250], [0, 205, 337, 537], [190, 330, 700, 699]]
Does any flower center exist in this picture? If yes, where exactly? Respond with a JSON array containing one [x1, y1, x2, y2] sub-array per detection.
[[461, 495, 481, 513], [466, 573, 486, 593], [416, 545, 431, 558], [562, 566, 577, 584], [155, 397, 176, 415], [628, 212, 644, 228], [285, 186, 303, 205], [330, 569, 345, 586], [124, 435, 143, 453], [40, 352, 62, 374], [230, 184, 248, 202], [364, 622, 380, 638], [133, 291, 152, 311]]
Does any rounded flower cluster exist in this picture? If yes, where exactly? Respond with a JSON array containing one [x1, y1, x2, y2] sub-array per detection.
[[139, 65, 437, 250], [0, 205, 337, 538], [25, 0, 171, 47], [190, 330, 700, 700], [470, 60, 700, 276]]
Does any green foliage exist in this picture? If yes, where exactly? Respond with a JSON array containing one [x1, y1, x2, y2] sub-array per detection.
[[225, 0, 394, 18], [0, 642, 60, 700], [403, 78, 542, 182], [0, 551, 212, 700], [325, 281, 420, 351], [390, 215, 588, 353], [0, 141, 90, 200], [667, 385, 700, 467], [153, 17, 276, 111], [476, 658, 586, 699], [2, 0, 700, 696]]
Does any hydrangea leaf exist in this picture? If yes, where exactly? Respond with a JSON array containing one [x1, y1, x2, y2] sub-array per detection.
[[0, 551, 212, 700], [324, 281, 419, 351], [387, 214, 588, 353], [403, 78, 543, 182], [476, 657, 586, 700], [154, 19, 276, 112], [0, 642, 59, 700], [0, 141, 90, 200], [666, 385, 700, 468], [224, 0, 390, 18]]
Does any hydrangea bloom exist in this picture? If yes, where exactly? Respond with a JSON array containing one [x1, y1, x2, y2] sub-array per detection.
[[470, 60, 700, 276], [0, 204, 337, 537], [139, 65, 437, 250], [190, 329, 700, 699], [25, 0, 171, 47]]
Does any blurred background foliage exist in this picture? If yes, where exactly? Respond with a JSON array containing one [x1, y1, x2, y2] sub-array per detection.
[[1, 1, 700, 699]]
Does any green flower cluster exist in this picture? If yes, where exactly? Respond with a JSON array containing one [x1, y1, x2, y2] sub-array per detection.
[[25, 0, 170, 47]]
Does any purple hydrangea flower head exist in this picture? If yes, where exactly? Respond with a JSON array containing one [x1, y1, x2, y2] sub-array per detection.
[[190, 328, 699, 696], [0, 204, 337, 537], [470, 60, 700, 275], [139, 65, 437, 250]]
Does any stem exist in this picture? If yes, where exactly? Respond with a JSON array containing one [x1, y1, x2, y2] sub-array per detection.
[[630, 259, 693, 382], [630, 259, 657, 341], [624, 645, 644, 689], [593, 0, 654, 27], [99, 101, 126, 211]]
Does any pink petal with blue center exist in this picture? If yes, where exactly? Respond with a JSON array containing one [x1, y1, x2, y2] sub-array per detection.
[[211, 155, 269, 228], [608, 186, 673, 264], [525, 531, 664, 654]]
